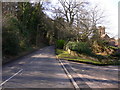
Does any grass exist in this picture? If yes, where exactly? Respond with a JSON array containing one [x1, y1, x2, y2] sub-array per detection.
[[108, 46, 120, 50], [56, 49, 120, 66], [56, 49, 103, 65]]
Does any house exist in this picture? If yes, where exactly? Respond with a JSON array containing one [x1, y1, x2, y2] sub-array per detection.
[[98, 26, 117, 46], [118, 38, 120, 47]]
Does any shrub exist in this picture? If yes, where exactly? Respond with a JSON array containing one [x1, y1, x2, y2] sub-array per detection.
[[56, 40, 65, 49], [66, 41, 92, 55], [65, 41, 75, 50], [2, 15, 20, 56], [3, 31, 20, 56], [111, 49, 120, 59]]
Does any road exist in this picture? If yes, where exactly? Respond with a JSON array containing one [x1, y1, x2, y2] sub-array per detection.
[[2, 46, 74, 89], [1, 46, 120, 89], [61, 60, 120, 88]]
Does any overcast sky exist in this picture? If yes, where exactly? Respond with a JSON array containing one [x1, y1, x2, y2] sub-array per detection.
[[47, 0, 118, 39], [88, 0, 119, 39], [3, 0, 118, 38]]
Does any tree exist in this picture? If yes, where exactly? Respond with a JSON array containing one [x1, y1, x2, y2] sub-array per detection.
[[74, 3, 106, 41], [2, 2, 55, 57], [51, 0, 106, 42], [51, 0, 89, 41], [17, 2, 48, 46], [54, 0, 89, 26], [2, 2, 18, 16]]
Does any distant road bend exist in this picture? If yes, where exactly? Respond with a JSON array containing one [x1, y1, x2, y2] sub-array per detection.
[[2, 46, 119, 89]]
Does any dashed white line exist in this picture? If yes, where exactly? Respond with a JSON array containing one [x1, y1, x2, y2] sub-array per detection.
[[0, 69, 23, 86]]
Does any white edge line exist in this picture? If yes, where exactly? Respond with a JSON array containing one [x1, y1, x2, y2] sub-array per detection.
[[0, 69, 23, 86], [68, 63, 92, 88], [57, 56, 79, 89]]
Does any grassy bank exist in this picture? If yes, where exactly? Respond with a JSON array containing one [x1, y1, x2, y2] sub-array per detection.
[[56, 49, 120, 66]]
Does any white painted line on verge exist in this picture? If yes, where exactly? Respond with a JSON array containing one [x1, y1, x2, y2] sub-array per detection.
[[100, 68, 119, 71], [0, 69, 23, 86], [57, 57, 79, 89], [71, 62, 120, 71]]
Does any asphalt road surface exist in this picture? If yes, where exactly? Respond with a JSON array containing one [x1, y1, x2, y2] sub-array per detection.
[[1, 46, 120, 89], [2, 46, 74, 89], [61, 60, 120, 88]]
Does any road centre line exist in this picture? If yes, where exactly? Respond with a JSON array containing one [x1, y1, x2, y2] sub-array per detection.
[[0, 69, 23, 86]]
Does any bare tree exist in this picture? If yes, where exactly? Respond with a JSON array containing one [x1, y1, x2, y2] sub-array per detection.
[[52, 0, 106, 41], [74, 4, 106, 41], [53, 0, 89, 26]]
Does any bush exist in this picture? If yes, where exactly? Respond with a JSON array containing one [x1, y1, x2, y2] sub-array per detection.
[[66, 41, 92, 55], [3, 32, 20, 56], [2, 15, 20, 56], [56, 40, 65, 49], [111, 49, 120, 59]]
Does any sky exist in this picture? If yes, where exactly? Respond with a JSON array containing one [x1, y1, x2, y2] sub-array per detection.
[[32, 0, 119, 39], [88, 0, 119, 39], [46, 0, 118, 39]]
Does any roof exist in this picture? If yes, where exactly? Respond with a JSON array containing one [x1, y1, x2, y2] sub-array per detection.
[[101, 34, 110, 39]]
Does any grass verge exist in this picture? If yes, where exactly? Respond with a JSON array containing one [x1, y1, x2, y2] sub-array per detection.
[[56, 49, 120, 66]]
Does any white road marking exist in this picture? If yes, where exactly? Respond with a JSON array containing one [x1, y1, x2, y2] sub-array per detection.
[[101, 68, 119, 71], [57, 57, 79, 89], [70, 62, 120, 71], [0, 69, 23, 86]]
